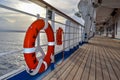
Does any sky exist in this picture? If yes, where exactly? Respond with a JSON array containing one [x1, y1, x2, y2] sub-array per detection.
[[0, 0, 83, 31], [45, 0, 80, 16]]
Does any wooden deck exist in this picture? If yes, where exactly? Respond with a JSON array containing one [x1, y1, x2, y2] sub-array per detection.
[[43, 36, 120, 80]]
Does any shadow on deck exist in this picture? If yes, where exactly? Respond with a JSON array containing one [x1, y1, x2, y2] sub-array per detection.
[[43, 36, 120, 80]]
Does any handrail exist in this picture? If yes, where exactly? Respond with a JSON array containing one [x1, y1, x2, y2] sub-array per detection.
[[0, 44, 47, 57], [29, 0, 84, 27], [0, 50, 23, 57], [0, 0, 82, 68], [0, 1, 83, 78], [0, 4, 37, 17], [0, 4, 83, 29]]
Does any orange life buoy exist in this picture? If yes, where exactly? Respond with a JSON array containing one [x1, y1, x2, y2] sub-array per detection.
[[56, 27, 63, 45], [23, 19, 55, 75]]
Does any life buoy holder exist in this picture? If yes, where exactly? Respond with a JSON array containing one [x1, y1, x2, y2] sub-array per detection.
[[56, 27, 63, 45], [23, 19, 55, 75]]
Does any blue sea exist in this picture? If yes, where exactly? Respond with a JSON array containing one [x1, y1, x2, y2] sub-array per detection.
[[0, 0, 65, 77], [0, 32, 24, 52], [0, 32, 47, 76], [0, 31, 63, 77], [0, 32, 24, 76]]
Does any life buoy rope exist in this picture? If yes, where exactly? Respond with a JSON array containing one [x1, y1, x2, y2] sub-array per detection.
[[23, 19, 55, 75]]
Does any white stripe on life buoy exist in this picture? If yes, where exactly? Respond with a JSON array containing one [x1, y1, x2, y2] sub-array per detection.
[[24, 47, 35, 53], [43, 61, 47, 70], [48, 42, 55, 46], [26, 58, 43, 75]]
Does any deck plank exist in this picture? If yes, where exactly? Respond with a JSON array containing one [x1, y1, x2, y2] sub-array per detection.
[[102, 47, 118, 80], [80, 44, 93, 80], [89, 45, 95, 80], [43, 50, 79, 80], [99, 47, 110, 80], [65, 45, 89, 80], [57, 48, 86, 80], [73, 46, 91, 80], [96, 45, 103, 80], [43, 47, 85, 80], [108, 48, 120, 71], [42, 36, 120, 80], [106, 48, 120, 79]]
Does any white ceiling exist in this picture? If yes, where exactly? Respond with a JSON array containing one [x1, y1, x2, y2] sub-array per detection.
[[95, 0, 120, 28], [101, 0, 120, 8], [96, 6, 113, 24]]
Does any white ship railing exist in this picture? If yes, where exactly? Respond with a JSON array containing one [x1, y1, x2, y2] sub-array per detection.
[[0, 0, 84, 79]]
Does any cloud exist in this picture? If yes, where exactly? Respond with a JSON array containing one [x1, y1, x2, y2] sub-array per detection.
[[44, 0, 84, 24], [0, 0, 83, 32], [0, 0, 20, 8], [45, 0, 80, 16], [0, 0, 39, 31], [5, 18, 15, 23], [0, 11, 36, 31]]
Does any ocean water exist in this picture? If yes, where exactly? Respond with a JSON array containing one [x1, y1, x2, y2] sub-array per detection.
[[0, 0, 65, 77], [0, 32, 47, 76], [0, 31, 63, 77], [0, 32, 24, 52], [0, 32, 24, 76]]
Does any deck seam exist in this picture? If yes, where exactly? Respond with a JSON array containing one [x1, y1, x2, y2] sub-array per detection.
[[101, 47, 111, 80], [42, 48, 81, 80], [72, 45, 91, 80], [79, 46, 92, 80], [103, 46, 119, 80], [102, 45, 118, 80], [98, 46, 104, 80], [71, 45, 91, 80], [108, 48, 120, 71], [42, 36, 120, 80], [65, 45, 89, 80], [105, 47, 120, 79], [88, 43, 96, 80], [57, 48, 85, 80], [57, 46, 89, 80], [87, 44, 94, 80]]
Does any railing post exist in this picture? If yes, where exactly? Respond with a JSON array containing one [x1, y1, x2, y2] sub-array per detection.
[[83, 27, 85, 43], [51, 11, 55, 31], [51, 10, 55, 70], [81, 26, 83, 44], [78, 26, 79, 47], [46, 8, 55, 70], [69, 21, 71, 54], [64, 20, 70, 58], [37, 14, 40, 46]]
